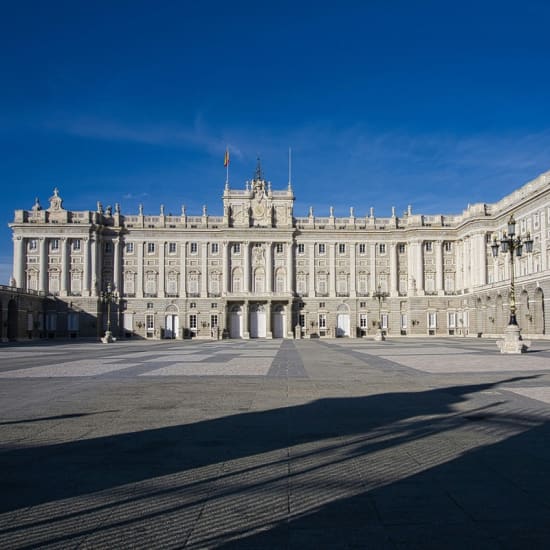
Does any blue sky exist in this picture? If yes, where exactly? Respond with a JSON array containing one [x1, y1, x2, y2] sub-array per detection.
[[1, 0, 550, 284]]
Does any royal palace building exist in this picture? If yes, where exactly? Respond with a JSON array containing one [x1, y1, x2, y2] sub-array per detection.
[[3, 166, 550, 341]]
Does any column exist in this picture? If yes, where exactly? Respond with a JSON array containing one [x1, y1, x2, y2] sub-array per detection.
[[435, 240, 444, 294], [329, 242, 336, 296], [541, 208, 548, 272], [266, 301, 272, 338], [455, 240, 463, 292], [477, 234, 487, 287], [286, 302, 293, 338], [90, 237, 98, 296], [350, 242, 356, 297], [286, 242, 293, 293], [83, 237, 90, 295], [243, 301, 249, 338], [463, 237, 471, 290], [137, 241, 144, 298], [180, 240, 187, 297], [13, 236, 25, 289], [159, 241, 166, 297], [266, 242, 273, 293], [113, 237, 121, 293], [243, 242, 250, 293], [201, 242, 208, 297], [416, 241, 424, 293], [308, 243, 315, 297], [369, 243, 377, 294], [222, 241, 229, 295], [390, 242, 398, 296], [39, 237, 48, 292], [60, 237, 68, 296]]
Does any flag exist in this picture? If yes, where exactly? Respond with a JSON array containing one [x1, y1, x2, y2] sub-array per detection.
[[224, 149, 230, 167]]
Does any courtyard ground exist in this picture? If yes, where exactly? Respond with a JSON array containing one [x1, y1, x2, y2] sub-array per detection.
[[1, 337, 550, 548]]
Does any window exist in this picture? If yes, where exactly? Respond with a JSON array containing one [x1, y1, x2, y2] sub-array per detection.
[[72, 239, 81, 251], [299, 314, 305, 328], [29, 239, 37, 251], [400, 314, 407, 330], [398, 243, 406, 254], [425, 241, 433, 252], [297, 243, 305, 254], [276, 243, 284, 254], [359, 243, 366, 254], [168, 242, 177, 254], [210, 314, 218, 327], [211, 303, 218, 309], [318, 243, 326, 255], [46, 312, 57, 331], [360, 314, 368, 328], [339, 243, 346, 254], [126, 242, 134, 254], [378, 243, 386, 254], [318, 314, 327, 329], [233, 243, 241, 254], [104, 242, 113, 253], [448, 312, 456, 328], [146, 314, 154, 333], [444, 241, 452, 253], [190, 242, 198, 254], [67, 313, 79, 331], [381, 314, 388, 329], [211, 242, 219, 254], [147, 242, 155, 254], [166, 273, 178, 296], [319, 302, 325, 308], [147, 302, 154, 309], [360, 301, 366, 308], [189, 314, 197, 330], [428, 312, 437, 329], [50, 239, 59, 251]]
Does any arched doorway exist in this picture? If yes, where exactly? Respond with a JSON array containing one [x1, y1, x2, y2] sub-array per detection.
[[336, 304, 350, 337], [7, 299, 18, 341], [164, 304, 179, 339], [534, 287, 544, 334], [230, 305, 243, 338], [273, 304, 285, 338], [250, 304, 266, 338]]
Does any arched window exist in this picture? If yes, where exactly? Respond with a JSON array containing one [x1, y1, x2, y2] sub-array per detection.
[[232, 268, 242, 293], [254, 268, 265, 293], [275, 268, 285, 293]]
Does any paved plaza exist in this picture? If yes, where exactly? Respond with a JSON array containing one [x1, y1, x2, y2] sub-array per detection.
[[1, 337, 550, 549]]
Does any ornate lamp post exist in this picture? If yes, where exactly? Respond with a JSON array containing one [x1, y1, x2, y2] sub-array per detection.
[[491, 215, 533, 353], [373, 284, 389, 341], [100, 282, 118, 343]]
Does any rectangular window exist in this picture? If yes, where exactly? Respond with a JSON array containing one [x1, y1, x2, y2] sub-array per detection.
[[400, 314, 407, 330], [319, 302, 325, 308], [211, 303, 218, 309], [29, 239, 38, 251], [168, 242, 177, 254], [146, 314, 154, 332], [448, 312, 456, 328], [425, 241, 433, 252], [318, 243, 326, 255], [339, 243, 346, 254], [67, 312, 80, 331], [211, 242, 219, 254], [318, 313, 327, 329], [50, 239, 59, 251], [398, 243, 406, 254], [233, 243, 241, 254], [189, 314, 197, 330], [444, 241, 452, 252], [428, 312, 437, 329], [147, 242, 155, 254], [360, 314, 368, 328], [104, 242, 113, 253], [299, 314, 305, 327], [276, 243, 284, 254], [360, 301, 366, 308], [297, 243, 305, 254], [359, 243, 366, 254], [210, 314, 218, 327], [46, 312, 57, 331], [379, 243, 386, 254], [72, 239, 81, 251], [190, 242, 198, 254], [126, 242, 134, 254], [381, 313, 388, 330]]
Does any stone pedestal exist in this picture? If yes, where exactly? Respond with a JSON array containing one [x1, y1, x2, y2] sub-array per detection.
[[497, 324, 530, 354], [374, 328, 386, 341], [101, 331, 116, 344]]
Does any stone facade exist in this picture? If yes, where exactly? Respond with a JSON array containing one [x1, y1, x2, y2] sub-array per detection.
[[7, 168, 550, 341]]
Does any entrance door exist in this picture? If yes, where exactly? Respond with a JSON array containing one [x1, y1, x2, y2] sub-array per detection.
[[165, 314, 178, 339], [336, 314, 350, 337], [7, 300, 17, 341], [273, 306, 285, 338], [250, 305, 266, 338], [230, 306, 243, 338]]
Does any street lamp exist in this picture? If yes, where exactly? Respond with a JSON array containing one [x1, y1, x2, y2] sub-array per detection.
[[100, 282, 118, 343], [491, 215, 533, 353], [372, 284, 389, 341]]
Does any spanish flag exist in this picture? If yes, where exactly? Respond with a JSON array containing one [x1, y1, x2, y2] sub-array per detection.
[[224, 148, 230, 167]]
